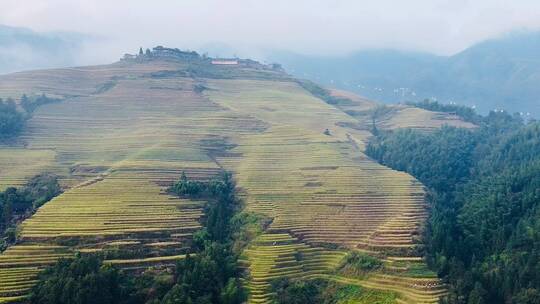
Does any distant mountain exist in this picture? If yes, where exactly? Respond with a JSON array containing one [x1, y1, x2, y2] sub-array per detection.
[[0, 24, 87, 74], [269, 32, 540, 117]]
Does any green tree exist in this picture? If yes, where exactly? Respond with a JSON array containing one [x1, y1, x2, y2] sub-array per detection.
[[468, 283, 486, 304], [30, 255, 138, 304], [0, 98, 25, 139]]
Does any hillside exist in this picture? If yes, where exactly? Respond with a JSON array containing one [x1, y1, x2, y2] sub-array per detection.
[[269, 31, 540, 117], [0, 48, 472, 304]]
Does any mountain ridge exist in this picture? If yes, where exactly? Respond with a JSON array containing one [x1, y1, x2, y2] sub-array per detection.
[[268, 31, 540, 117]]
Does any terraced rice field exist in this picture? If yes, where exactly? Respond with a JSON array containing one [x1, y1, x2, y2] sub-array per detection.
[[206, 79, 447, 303], [0, 61, 245, 302], [379, 106, 476, 131], [328, 89, 476, 132], [0, 58, 462, 303], [0, 149, 57, 191], [240, 234, 346, 303]]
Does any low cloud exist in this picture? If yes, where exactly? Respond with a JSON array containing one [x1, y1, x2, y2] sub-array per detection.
[[1, 0, 540, 67]]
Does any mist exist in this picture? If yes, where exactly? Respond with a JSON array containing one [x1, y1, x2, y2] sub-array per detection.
[[2, 0, 540, 70]]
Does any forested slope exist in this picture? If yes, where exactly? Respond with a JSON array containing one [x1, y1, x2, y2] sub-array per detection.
[[367, 108, 540, 304]]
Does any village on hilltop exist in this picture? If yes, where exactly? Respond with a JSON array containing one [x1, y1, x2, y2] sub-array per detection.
[[122, 46, 283, 71]]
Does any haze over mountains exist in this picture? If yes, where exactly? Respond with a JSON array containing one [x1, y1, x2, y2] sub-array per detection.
[[2, 23, 540, 116], [270, 31, 540, 117], [2, 2, 540, 303], [0, 24, 86, 74]]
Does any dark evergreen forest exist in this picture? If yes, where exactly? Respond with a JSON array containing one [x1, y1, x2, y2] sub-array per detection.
[[366, 103, 540, 304]]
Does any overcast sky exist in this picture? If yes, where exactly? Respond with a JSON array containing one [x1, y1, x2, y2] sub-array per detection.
[[2, 0, 540, 62]]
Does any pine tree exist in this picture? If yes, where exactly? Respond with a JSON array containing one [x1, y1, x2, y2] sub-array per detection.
[[468, 283, 487, 304]]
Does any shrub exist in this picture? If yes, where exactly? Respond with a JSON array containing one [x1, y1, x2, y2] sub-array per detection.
[[0, 98, 25, 139], [339, 252, 382, 278]]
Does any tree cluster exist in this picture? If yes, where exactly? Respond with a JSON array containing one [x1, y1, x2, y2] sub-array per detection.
[[0, 94, 59, 140], [0, 98, 25, 139], [1, 174, 61, 250], [296, 79, 349, 105], [170, 171, 229, 200], [30, 255, 137, 304], [163, 172, 246, 303]]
